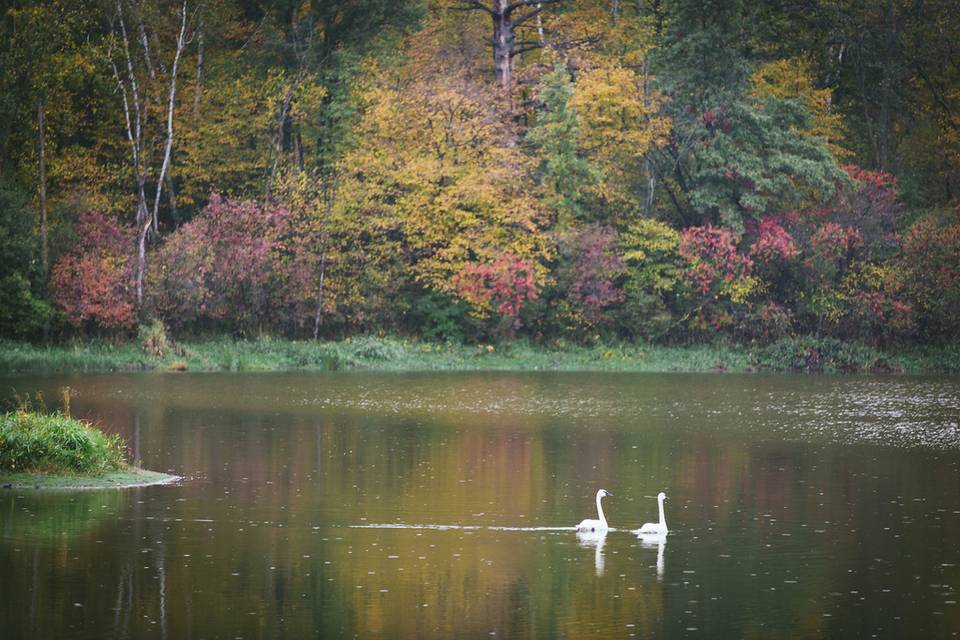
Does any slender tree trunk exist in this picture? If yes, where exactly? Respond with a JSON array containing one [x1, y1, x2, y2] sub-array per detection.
[[135, 194, 150, 306], [193, 15, 204, 125], [144, 0, 189, 308], [37, 97, 48, 278], [265, 80, 299, 201], [312, 251, 327, 340], [313, 174, 336, 339]]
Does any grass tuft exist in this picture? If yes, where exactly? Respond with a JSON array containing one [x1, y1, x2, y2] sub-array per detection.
[[0, 410, 126, 475]]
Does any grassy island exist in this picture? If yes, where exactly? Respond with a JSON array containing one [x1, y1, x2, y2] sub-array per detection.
[[0, 409, 176, 490]]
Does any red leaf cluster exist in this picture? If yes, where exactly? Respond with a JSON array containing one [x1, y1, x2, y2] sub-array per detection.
[[561, 225, 625, 326], [679, 225, 753, 295], [452, 253, 539, 319]]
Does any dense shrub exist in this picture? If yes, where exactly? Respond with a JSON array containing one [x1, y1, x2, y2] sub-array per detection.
[[620, 219, 682, 339], [452, 253, 539, 334], [50, 211, 137, 332], [147, 194, 290, 333], [678, 226, 757, 332], [0, 184, 52, 337], [557, 225, 625, 332], [899, 216, 960, 338]]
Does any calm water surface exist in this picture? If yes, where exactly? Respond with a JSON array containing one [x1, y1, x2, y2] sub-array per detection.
[[1, 372, 959, 639]]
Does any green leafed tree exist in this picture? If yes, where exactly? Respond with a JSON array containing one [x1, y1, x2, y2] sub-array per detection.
[[651, 0, 846, 230]]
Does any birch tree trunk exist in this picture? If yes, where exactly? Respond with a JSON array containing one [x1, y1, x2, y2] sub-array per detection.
[[110, 0, 192, 309]]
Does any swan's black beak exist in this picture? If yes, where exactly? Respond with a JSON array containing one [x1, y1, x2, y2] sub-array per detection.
[[606, 491, 614, 497]]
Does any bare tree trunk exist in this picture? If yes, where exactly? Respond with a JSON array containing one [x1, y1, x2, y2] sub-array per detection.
[[611, 0, 620, 24], [37, 97, 48, 278], [110, 0, 150, 306], [459, 1, 567, 104], [492, 1, 514, 95], [151, 0, 189, 228]]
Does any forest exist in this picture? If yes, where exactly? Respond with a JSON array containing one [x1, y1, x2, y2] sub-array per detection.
[[1, 0, 959, 347]]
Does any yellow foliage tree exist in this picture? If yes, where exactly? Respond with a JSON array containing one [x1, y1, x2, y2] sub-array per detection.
[[570, 64, 671, 217], [336, 20, 552, 315], [750, 57, 849, 160]]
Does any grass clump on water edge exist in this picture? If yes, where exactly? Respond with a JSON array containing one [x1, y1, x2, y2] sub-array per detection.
[[0, 409, 125, 476]]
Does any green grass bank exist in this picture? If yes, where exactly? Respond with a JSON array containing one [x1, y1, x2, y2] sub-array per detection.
[[0, 409, 176, 489], [1, 335, 959, 375]]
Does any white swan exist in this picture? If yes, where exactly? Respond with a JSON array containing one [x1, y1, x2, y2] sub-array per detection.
[[637, 492, 668, 535], [576, 489, 612, 532]]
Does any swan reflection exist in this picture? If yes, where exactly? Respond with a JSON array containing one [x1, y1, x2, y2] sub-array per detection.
[[637, 532, 667, 579], [576, 529, 608, 576]]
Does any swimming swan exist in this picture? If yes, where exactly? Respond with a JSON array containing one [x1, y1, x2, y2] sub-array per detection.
[[576, 489, 613, 532], [637, 492, 668, 535]]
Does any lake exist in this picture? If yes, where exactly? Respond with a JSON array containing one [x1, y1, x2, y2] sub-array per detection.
[[1, 372, 959, 639]]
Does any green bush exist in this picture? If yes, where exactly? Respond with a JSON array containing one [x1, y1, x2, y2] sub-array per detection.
[[0, 411, 126, 475], [754, 336, 897, 373]]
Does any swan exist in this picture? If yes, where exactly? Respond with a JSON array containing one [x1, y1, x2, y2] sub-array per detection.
[[576, 489, 612, 532], [637, 492, 668, 535]]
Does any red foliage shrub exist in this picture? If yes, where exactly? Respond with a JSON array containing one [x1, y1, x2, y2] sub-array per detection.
[[805, 222, 862, 282], [452, 253, 539, 323], [678, 225, 754, 331], [679, 226, 753, 295], [899, 217, 960, 336], [814, 164, 902, 260], [148, 194, 292, 331], [560, 225, 625, 328], [750, 217, 798, 264], [51, 211, 137, 331]]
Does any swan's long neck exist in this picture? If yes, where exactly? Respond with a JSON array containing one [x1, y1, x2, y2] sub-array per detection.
[[596, 493, 607, 527], [657, 496, 666, 528]]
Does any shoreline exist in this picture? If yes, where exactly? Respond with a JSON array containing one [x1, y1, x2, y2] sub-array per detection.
[[0, 336, 958, 375], [0, 467, 180, 490]]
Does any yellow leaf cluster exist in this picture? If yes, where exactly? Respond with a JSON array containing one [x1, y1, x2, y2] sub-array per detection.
[[570, 64, 670, 211]]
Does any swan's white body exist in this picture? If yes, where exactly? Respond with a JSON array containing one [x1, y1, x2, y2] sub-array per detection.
[[576, 489, 612, 532], [637, 492, 668, 535]]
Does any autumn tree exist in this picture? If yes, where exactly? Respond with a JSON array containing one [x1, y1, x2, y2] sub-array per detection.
[[337, 17, 551, 330]]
